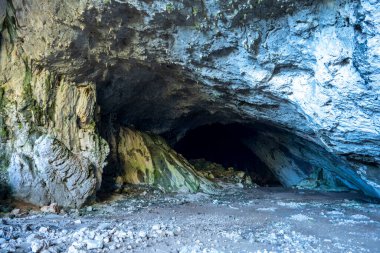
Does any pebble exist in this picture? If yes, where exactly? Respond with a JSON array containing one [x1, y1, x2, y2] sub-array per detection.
[[11, 209, 21, 215], [97, 223, 110, 230], [126, 230, 133, 238], [103, 236, 110, 243], [138, 231, 147, 238], [67, 245, 79, 253], [26, 234, 40, 244], [84, 239, 104, 250], [166, 230, 174, 236], [152, 224, 161, 230], [236, 171, 246, 178], [40, 203, 59, 214], [31, 240, 45, 253], [237, 183, 244, 188], [39, 227, 48, 233]]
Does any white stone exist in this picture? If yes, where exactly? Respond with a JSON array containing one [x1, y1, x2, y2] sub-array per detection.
[[67, 246, 79, 253], [152, 224, 161, 230], [40, 203, 59, 213], [31, 240, 44, 253], [11, 209, 21, 215], [38, 227, 48, 233], [84, 239, 104, 250], [103, 236, 110, 243], [138, 231, 147, 238]]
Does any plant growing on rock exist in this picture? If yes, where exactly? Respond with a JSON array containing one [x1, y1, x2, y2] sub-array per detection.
[[166, 3, 175, 14]]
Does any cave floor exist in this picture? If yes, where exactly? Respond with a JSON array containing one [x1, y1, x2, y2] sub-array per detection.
[[1, 186, 380, 253]]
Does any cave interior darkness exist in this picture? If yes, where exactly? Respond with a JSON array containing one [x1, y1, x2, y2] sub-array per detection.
[[172, 123, 282, 186]]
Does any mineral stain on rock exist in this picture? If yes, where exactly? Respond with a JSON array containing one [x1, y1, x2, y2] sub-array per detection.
[[103, 126, 215, 194], [0, 0, 380, 252]]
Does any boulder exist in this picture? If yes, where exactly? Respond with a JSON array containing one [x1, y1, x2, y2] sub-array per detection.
[[9, 135, 98, 207], [109, 127, 214, 193]]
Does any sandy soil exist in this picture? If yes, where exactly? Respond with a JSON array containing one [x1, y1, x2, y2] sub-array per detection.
[[1, 185, 379, 253]]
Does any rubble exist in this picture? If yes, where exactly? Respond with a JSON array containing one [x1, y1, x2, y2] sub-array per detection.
[[0, 185, 378, 253]]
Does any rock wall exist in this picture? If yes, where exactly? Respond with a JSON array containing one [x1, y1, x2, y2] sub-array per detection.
[[0, 19, 109, 206], [0, 0, 379, 203], [242, 127, 365, 192]]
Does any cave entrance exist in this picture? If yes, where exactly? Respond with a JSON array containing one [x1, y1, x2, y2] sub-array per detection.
[[172, 123, 282, 186]]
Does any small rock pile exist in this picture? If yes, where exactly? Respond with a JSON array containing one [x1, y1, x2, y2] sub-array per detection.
[[190, 159, 256, 187], [247, 222, 320, 252], [0, 210, 182, 253], [67, 223, 181, 253]]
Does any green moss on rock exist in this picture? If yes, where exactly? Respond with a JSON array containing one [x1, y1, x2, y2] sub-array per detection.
[[21, 59, 44, 126], [116, 127, 215, 193], [0, 87, 8, 141]]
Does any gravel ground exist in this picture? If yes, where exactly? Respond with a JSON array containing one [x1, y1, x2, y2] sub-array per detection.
[[1, 185, 379, 253]]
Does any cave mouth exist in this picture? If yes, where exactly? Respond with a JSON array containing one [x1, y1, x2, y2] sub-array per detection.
[[172, 123, 282, 186], [95, 63, 360, 194]]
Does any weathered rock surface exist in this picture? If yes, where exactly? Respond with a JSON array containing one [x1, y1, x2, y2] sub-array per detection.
[[0, 0, 379, 203], [0, 1, 5, 26], [107, 127, 214, 193], [9, 135, 99, 207], [0, 30, 109, 206]]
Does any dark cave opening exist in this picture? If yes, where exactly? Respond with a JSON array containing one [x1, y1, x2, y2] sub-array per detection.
[[94, 65, 357, 192], [173, 123, 282, 186]]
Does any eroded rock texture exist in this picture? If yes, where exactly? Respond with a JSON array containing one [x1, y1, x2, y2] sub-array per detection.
[[0, 20, 109, 206], [9, 135, 99, 207], [0, 0, 379, 205], [104, 126, 214, 193]]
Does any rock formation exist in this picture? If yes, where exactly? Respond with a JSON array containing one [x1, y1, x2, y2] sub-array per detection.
[[106, 126, 214, 193], [0, 0, 379, 206]]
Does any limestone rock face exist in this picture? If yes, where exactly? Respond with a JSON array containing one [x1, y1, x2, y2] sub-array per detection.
[[0, 0, 380, 202], [9, 135, 98, 207], [242, 127, 372, 194], [109, 127, 214, 193], [0, 41, 109, 207]]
